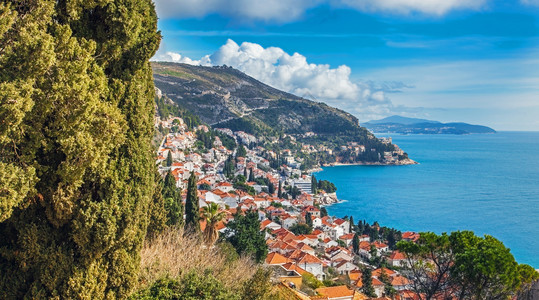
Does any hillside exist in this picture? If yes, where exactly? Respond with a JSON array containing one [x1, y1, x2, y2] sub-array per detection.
[[364, 116, 496, 134], [152, 62, 407, 165]]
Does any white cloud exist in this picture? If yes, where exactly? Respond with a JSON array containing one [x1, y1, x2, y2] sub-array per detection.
[[155, 0, 323, 22], [154, 39, 410, 121], [336, 0, 487, 16], [155, 0, 488, 21]]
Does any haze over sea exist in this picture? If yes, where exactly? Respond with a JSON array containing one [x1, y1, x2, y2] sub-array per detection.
[[315, 132, 539, 268]]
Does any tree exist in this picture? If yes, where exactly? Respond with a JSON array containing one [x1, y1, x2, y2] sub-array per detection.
[[349, 216, 354, 233], [236, 144, 247, 158], [397, 232, 454, 300], [166, 150, 173, 166], [248, 168, 255, 182], [290, 223, 312, 235], [163, 171, 183, 226], [320, 207, 328, 217], [361, 268, 377, 297], [185, 171, 200, 234], [305, 212, 313, 230], [311, 175, 317, 194], [0, 1, 160, 298], [277, 181, 282, 198], [353, 233, 360, 254], [226, 210, 267, 263], [201, 202, 226, 245], [379, 268, 396, 297]]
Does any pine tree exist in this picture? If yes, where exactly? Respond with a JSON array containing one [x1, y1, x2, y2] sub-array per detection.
[[184, 171, 200, 234], [0, 1, 160, 298], [226, 210, 267, 263]]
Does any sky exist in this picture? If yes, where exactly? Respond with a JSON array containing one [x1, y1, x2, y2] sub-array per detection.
[[152, 0, 539, 131]]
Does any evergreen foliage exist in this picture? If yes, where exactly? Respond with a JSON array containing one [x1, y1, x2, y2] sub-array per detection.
[[361, 268, 377, 297], [289, 223, 312, 235], [0, 0, 160, 298], [184, 171, 200, 234], [225, 210, 268, 263], [166, 151, 173, 167], [236, 144, 247, 158], [311, 175, 317, 194], [163, 171, 183, 226], [352, 233, 360, 254]]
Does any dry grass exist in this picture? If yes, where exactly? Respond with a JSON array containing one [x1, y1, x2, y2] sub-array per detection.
[[138, 227, 257, 291]]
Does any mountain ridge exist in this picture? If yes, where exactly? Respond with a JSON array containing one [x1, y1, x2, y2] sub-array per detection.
[[364, 115, 496, 134]]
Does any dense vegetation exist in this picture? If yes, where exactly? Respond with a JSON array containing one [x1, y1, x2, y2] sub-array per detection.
[[397, 231, 539, 299], [0, 0, 161, 298]]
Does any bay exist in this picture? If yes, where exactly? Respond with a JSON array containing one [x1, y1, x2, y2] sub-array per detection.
[[315, 132, 539, 267]]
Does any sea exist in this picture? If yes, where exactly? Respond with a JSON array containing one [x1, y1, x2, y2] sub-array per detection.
[[314, 131, 539, 268]]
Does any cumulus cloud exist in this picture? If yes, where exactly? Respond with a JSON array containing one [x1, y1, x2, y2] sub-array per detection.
[[155, 39, 412, 121], [336, 0, 487, 16], [155, 0, 487, 21], [155, 0, 323, 22]]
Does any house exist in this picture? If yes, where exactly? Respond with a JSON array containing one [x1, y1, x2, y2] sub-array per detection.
[[315, 285, 356, 300], [281, 215, 298, 230], [265, 252, 291, 266], [216, 182, 234, 193], [388, 250, 407, 267], [260, 219, 282, 231], [334, 260, 358, 275], [402, 231, 420, 242], [296, 252, 324, 279], [338, 233, 355, 247]]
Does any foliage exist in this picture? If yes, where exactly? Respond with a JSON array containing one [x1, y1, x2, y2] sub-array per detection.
[[196, 129, 214, 150], [352, 233, 360, 254], [241, 267, 282, 300], [397, 231, 538, 300], [361, 268, 377, 297], [302, 273, 323, 290], [236, 144, 247, 157], [0, 0, 160, 298], [320, 207, 328, 217], [184, 172, 200, 234], [201, 202, 226, 245], [166, 151, 173, 166], [130, 271, 239, 300], [233, 181, 256, 195], [318, 180, 337, 193], [215, 131, 237, 151], [289, 223, 312, 235], [163, 171, 183, 226], [311, 175, 318, 194], [225, 210, 268, 263]]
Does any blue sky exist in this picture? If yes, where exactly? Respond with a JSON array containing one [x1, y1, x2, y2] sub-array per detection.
[[153, 0, 539, 130]]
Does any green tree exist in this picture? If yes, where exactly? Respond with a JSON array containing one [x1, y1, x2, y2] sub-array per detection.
[[0, 0, 160, 298], [201, 202, 226, 245], [311, 175, 317, 194], [305, 212, 313, 230], [352, 233, 360, 254], [184, 172, 200, 234], [277, 181, 282, 198], [320, 207, 328, 217], [226, 210, 267, 263], [290, 223, 312, 235], [236, 144, 247, 158], [166, 151, 173, 166], [379, 268, 396, 297], [361, 268, 377, 297], [163, 171, 183, 226], [349, 216, 354, 233], [248, 168, 255, 182]]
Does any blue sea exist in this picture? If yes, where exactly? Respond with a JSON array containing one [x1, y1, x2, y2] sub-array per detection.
[[314, 132, 539, 268]]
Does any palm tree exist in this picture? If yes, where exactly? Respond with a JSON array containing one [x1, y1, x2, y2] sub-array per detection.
[[201, 202, 226, 245]]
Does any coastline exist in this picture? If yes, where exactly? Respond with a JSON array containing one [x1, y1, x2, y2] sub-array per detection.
[[323, 158, 418, 167]]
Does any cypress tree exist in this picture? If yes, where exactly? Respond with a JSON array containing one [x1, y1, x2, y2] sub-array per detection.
[[184, 171, 200, 234], [362, 268, 377, 297], [305, 212, 313, 230], [0, 0, 160, 298], [166, 151, 173, 167], [349, 216, 354, 233], [277, 181, 282, 198], [311, 175, 317, 194], [353, 233, 360, 254], [248, 168, 255, 182], [163, 171, 183, 226]]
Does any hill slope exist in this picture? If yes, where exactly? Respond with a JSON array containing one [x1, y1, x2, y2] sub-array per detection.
[[152, 62, 411, 165], [367, 115, 440, 125]]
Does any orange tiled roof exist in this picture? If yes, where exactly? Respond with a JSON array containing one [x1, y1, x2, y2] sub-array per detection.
[[265, 252, 291, 265], [315, 286, 354, 298]]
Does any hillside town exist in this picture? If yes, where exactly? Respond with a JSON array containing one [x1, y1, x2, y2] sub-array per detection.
[[155, 116, 423, 300]]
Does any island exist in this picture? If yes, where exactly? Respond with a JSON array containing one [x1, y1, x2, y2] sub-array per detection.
[[363, 115, 496, 135]]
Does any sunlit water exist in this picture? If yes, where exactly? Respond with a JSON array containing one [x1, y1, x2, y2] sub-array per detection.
[[315, 132, 539, 267]]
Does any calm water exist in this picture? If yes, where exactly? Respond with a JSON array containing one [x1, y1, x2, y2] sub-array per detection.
[[315, 132, 539, 267]]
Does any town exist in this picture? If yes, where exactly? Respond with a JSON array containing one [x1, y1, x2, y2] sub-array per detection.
[[155, 115, 421, 300]]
